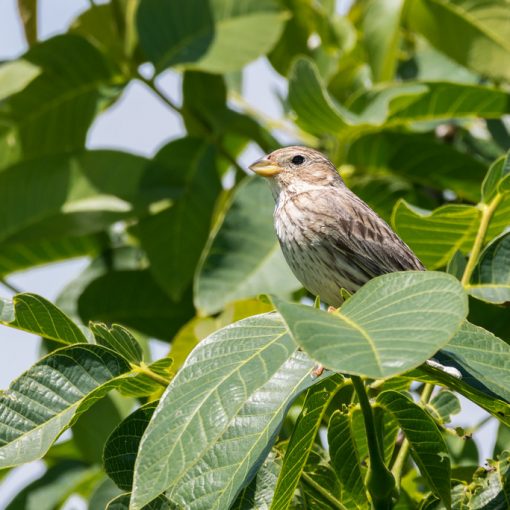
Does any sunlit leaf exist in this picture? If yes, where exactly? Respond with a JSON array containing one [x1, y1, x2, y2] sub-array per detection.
[[131, 313, 315, 510], [274, 271, 467, 379]]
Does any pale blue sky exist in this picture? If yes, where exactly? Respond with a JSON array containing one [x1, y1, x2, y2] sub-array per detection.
[[0, 1, 498, 507]]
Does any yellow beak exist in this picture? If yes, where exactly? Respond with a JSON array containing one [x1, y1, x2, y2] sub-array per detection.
[[249, 158, 282, 177]]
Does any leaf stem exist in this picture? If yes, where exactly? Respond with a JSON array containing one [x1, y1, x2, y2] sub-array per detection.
[[1, 279, 22, 294], [130, 362, 171, 386], [301, 471, 348, 510], [137, 72, 247, 177], [351, 375, 395, 510], [391, 383, 434, 485], [460, 194, 503, 286]]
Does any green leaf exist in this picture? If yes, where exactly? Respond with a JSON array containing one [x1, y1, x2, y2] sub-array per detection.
[[347, 131, 486, 202], [78, 270, 194, 340], [104, 402, 157, 491], [231, 451, 281, 510], [106, 493, 171, 510], [137, 138, 221, 300], [328, 410, 370, 509], [117, 357, 172, 398], [90, 323, 143, 364], [195, 178, 300, 315], [271, 375, 345, 510], [89, 478, 123, 510], [137, 0, 287, 73], [407, 0, 510, 82], [0, 150, 154, 248], [130, 313, 315, 510], [0, 35, 121, 161], [392, 200, 480, 269], [288, 57, 352, 136], [377, 390, 451, 507], [136, 0, 213, 70], [5, 461, 99, 510], [426, 390, 461, 425], [0, 293, 87, 344], [0, 60, 40, 101], [0, 344, 131, 468], [274, 271, 467, 379], [481, 151, 510, 204], [468, 231, 510, 304], [441, 321, 510, 405], [72, 394, 127, 465], [362, 0, 404, 82]]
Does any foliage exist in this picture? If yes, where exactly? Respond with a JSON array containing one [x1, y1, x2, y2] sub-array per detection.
[[1, 0, 510, 508]]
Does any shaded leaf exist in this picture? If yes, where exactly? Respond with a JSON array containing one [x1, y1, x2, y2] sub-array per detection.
[[377, 390, 451, 507], [271, 375, 345, 510], [231, 451, 281, 510], [106, 493, 171, 510], [88, 478, 123, 510], [468, 232, 510, 304], [274, 271, 467, 379], [137, 138, 221, 300], [347, 131, 486, 202], [407, 0, 510, 82], [328, 410, 370, 509], [0, 293, 87, 344], [481, 151, 510, 204], [78, 270, 194, 340], [104, 402, 157, 491], [195, 178, 300, 315], [131, 313, 315, 510], [0, 344, 131, 468]]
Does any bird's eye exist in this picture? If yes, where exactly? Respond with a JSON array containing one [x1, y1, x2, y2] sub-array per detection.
[[291, 155, 305, 165]]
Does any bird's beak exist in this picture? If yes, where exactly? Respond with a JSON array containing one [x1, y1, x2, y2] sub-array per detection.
[[249, 158, 282, 177]]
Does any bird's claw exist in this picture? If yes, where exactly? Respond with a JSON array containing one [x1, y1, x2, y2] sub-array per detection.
[[311, 364, 325, 379]]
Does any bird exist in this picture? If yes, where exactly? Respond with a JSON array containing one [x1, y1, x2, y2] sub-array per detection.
[[249, 146, 425, 308]]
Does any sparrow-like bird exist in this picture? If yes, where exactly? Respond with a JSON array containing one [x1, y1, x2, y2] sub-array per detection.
[[249, 146, 424, 307]]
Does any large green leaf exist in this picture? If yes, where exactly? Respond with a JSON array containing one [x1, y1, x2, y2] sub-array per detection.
[[362, 0, 404, 82], [137, 138, 221, 300], [377, 390, 451, 507], [392, 201, 480, 268], [274, 271, 467, 379], [130, 313, 315, 510], [107, 493, 171, 510], [407, 0, 510, 82], [137, 0, 287, 73], [194, 178, 300, 315], [468, 231, 510, 304], [0, 60, 40, 101], [328, 410, 370, 509], [0, 344, 132, 468], [270, 375, 345, 510], [347, 131, 486, 202], [0, 35, 121, 162], [0, 293, 88, 344], [78, 270, 194, 340]]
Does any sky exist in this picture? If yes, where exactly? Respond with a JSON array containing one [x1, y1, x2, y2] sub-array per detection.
[[0, 1, 499, 508]]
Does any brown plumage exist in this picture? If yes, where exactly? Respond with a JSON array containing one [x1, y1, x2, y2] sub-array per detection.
[[249, 146, 424, 307]]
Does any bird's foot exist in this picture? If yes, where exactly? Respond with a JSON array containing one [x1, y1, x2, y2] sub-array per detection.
[[327, 306, 337, 313], [311, 364, 325, 379]]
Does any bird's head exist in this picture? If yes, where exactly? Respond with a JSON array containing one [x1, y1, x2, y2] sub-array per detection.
[[249, 146, 344, 198]]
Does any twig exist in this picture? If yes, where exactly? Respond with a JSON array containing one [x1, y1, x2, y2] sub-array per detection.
[[1, 279, 22, 294]]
